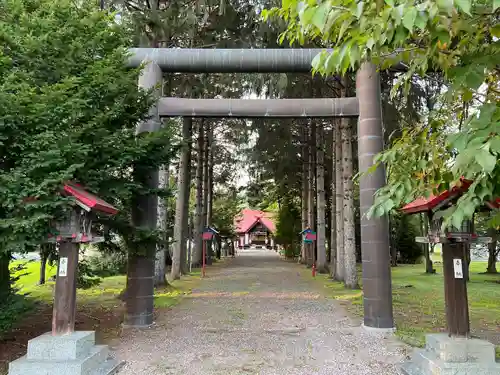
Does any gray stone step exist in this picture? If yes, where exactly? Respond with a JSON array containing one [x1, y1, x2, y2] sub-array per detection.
[[425, 334, 496, 363], [401, 348, 500, 375], [27, 331, 96, 361], [9, 345, 109, 375]]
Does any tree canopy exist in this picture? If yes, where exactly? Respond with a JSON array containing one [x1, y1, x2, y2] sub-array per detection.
[[264, 0, 500, 229], [0, 0, 172, 253]]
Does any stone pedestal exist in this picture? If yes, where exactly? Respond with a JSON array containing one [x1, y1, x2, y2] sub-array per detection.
[[9, 331, 123, 375], [402, 333, 500, 375]]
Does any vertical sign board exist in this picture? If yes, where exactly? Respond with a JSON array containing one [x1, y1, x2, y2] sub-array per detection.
[[453, 259, 463, 279], [58, 257, 68, 277]]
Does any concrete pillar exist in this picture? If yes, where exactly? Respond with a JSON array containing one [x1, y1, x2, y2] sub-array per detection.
[[356, 62, 394, 330], [245, 233, 249, 246], [126, 60, 162, 327]]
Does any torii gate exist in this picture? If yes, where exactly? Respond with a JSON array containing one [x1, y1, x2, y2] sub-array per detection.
[[126, 48, 394, 332]]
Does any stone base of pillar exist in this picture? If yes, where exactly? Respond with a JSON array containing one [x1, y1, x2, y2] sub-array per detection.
[[401, 333, 500, 375], [8, 331, 123, 375]]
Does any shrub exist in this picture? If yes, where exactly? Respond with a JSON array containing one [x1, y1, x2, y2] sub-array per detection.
[[395, 214, 423, 264]]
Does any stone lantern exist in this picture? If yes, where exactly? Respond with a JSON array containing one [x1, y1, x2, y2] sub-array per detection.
[[400, 180, 499, 375], [9, 182, 122, 375]]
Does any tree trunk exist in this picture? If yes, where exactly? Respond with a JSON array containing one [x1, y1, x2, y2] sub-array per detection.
[[330, 119, 338, 279], [0, 252, 11, 299], [202, 122, 211, 265], [341, 77, 358, 289], [207, 124, 215, 263], [486, 227, 498, 274], [341, 117, 358, 288], [187, 214, 193, 272], [192, 120, 205, 267], [335, 118, 345, 281], [180, 151, 191, 275], [39, 244, 54, 285], [171, 117, 192, 280], [421, 213, 435, 273], [301, 126, 309, 264], [316, 123, 327, 273], [207, 126, 214, 227], [307, 121, 316, 267], [464, 219, 473, 281], [39, 252, 47, 285], [155, 166, 169, 286]]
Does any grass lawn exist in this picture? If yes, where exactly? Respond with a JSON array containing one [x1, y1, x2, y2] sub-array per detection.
[[311, 261, 500, 357], [0, 259, 207, 374]]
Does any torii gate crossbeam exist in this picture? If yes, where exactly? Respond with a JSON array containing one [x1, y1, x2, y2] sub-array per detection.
[[128, 48, 407, 73], [157, 97, 359, 118]]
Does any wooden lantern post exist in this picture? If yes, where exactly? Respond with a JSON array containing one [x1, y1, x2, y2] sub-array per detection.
[[302, 228, 317, 277], [202, 228, 214, 278], [402, 182, 493, 338], [47, 182, 119, 335]]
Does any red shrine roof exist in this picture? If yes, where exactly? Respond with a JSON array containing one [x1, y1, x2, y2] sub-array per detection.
[[63, 181, 119, 215], [234, 208, 276, 234], [402, 179, 500, 214]]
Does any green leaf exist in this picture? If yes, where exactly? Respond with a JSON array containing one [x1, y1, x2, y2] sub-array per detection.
[[492, 24, 500, 38], [356, 1, 364, 18], [414, 12, 428, 30], [366, 37, 375, 50], [437, 0, 453, 14], [402, 7, 417, 32], [382, 198, 396, 212], [474, 149, 497, 174], [454, 0, 472, 15], [391, 5, 404, 25], [349, 44, 360, 69], [448, 132, 468, 152], [394, 25, 408, 45], [462, 89, 473, 102], [494, 0, 500, 11], [337, 19, 352, 42], [311, 3, 329, 30], [490, 136, 500, 155], [451, 207, 464, 230], [465, 71, 484, 90], [385, 0, 394, 7], [311, 52, 324, 72]]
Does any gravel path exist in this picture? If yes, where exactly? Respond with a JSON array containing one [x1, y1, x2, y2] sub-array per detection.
[[113, 250, 407, 375]]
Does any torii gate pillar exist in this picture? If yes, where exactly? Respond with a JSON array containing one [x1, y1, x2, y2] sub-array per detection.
[[125, 59, 163, 328], [356, 62, 394, 330]]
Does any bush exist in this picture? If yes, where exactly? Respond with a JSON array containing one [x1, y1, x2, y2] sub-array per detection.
[[0, 293, 35, 337], [283, 244, 300, 259], [87, 251, 127, 277], [76, 259, 102, 289], [275, 197, 301, 259], [395, 214, 423, 264], [0, 259, 36, 337]]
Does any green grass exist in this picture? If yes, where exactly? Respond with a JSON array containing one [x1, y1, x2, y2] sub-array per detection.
[[312, 262, 500, 354], [10, 259, 201, 307]]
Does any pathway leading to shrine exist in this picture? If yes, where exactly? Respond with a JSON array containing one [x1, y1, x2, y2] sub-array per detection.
[[113, 249, 406, 375]]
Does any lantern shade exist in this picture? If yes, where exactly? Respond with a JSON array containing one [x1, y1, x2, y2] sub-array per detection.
[[305, 232, 317, 241], [63, 182, 118, 215], [44, 181, 119, 243], [202, 232, 213, 240]]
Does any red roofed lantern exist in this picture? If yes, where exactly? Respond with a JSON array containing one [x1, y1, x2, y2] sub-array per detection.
[[46, 181, 118, 336], [47, 181, 118, 244], [401, 179, 495, 341]]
